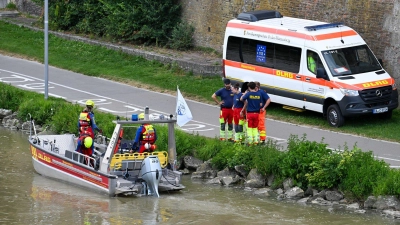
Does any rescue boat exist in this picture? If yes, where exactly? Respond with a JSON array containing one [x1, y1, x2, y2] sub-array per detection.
[[28, 112, 185, 197]]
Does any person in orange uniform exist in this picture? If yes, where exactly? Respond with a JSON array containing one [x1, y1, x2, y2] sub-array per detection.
[[212, 78, 234, 141], [255, 82, 270, 144], [132, 113, 157, 153]]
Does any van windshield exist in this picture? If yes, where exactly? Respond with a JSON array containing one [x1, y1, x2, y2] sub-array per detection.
[[321, 45, 382, 76]]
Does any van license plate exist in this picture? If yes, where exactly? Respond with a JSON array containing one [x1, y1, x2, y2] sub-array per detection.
[[373, 107, 388, 114]]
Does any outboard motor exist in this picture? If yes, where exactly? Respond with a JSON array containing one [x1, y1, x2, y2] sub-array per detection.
[[139, 156, 162, 197]]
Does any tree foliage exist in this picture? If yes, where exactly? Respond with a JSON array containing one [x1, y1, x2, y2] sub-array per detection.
[[32, 0, 183, 46]]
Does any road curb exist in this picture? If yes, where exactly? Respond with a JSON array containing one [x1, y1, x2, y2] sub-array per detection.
[[0, 11, 19, 18]]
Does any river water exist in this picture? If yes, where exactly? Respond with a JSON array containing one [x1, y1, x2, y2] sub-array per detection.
[[0, 126, 399, 225]]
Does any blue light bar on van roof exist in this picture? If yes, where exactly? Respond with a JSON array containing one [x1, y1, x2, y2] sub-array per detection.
[[304, 22, 343, 31]]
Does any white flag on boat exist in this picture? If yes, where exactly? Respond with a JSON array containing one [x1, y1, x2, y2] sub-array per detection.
[[176, 87, 193, 127]]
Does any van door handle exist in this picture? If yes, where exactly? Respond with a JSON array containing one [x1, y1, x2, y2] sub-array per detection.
[[296, 75, 301, 79], [305, 78, 311, 82]]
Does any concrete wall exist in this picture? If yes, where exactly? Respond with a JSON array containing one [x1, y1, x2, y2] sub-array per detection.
[[180, 0, 400, 91], [0, 0, 10, 8]]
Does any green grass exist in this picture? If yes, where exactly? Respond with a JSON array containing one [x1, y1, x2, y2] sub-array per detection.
[[0, 20, 399, 142]]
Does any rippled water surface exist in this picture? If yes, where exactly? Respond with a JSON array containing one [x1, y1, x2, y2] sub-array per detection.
[[0, 126, 399, 225]]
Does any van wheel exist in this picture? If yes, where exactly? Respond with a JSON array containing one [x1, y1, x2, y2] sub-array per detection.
[[327, 104, 344, 127]]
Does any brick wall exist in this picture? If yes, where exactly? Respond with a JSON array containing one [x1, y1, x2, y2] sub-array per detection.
[[180, 0, 400, 91]]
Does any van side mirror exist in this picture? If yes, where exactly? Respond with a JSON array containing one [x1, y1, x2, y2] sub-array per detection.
[[316, 68, 329, 80], [378, 59, 384, 68]]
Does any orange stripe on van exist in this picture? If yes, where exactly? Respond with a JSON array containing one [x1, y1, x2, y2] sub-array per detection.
[[225, 61, 301, 82], [227, 22, 357, 41], [225, 60, 394, 91], [225, 60, 275, 74], [314, 30, 358, 41]]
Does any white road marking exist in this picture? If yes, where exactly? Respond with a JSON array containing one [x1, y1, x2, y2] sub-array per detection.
[[39, 91, 66, 99]]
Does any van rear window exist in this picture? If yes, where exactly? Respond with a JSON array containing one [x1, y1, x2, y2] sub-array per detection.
[[226, 36, 301, 73]]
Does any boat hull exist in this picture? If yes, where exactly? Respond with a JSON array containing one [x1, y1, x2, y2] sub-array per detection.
[[30, 144, 117, 196]]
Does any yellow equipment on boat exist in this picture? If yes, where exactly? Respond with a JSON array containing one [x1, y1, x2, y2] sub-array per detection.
[[110, 151, 168, 170]]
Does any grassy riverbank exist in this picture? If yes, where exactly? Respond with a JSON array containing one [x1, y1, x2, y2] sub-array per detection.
[[0, 19, 399, 142], [1, 82, 400, 201]]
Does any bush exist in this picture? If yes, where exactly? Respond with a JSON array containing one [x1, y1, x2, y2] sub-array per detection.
[[210, 142, 236, 170], [17, 96, 64, 125], [279, 135, 330, 189], [226, 144, 254, 170], [6, 2, 17, 10], [0, 83, 26, 111], [252, 140, 283, 176], [374, 168, 400, 197], [305, 151, 342, 189], [175, 130, 206, 157], [39, 0, 182, 46], [48, 103, 81, 134], [168, 21, 195, 50], [339, 149, 390, 200]]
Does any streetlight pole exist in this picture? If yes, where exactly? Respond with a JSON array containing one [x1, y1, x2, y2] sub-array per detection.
[[44, 0, 49, 100]]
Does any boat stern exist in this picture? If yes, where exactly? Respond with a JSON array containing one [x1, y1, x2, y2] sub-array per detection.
[[140, 156, 162, 197]]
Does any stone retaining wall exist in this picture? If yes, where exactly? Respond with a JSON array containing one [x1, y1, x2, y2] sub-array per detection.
[[14, 0, 41, 16]]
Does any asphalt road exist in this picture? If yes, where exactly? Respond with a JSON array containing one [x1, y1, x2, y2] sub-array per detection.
[[1, 54, 399, 167]]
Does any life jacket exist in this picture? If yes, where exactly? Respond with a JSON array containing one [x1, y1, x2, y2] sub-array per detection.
[[79, 111, 91, 128], [80, 129, 93, 138], [79, 111, 94, 138], [141, 124, 155, 143]]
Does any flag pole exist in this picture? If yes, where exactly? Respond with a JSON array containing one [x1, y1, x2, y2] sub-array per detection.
[[176, 85, 179, 119]]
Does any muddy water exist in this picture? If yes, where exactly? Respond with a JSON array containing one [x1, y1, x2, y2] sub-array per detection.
[[0, 126, 399, 225]]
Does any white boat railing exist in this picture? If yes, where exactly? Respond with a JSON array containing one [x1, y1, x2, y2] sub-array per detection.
[[66, 150, 96, 168], [27, 113, 37, 137]]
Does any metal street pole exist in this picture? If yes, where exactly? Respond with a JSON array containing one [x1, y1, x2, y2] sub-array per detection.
[[44, 0, 48, 100]]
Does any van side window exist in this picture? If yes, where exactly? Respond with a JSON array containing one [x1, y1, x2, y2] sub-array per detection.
[[226, 36, 242, 62], [275, 44, 301, 73], [241, 39, 275, 68], [226, 36, 301, 73], [307, 50, 323, 75]]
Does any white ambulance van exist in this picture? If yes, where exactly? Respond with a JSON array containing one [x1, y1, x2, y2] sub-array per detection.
[[222, 10, 398, 127]]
